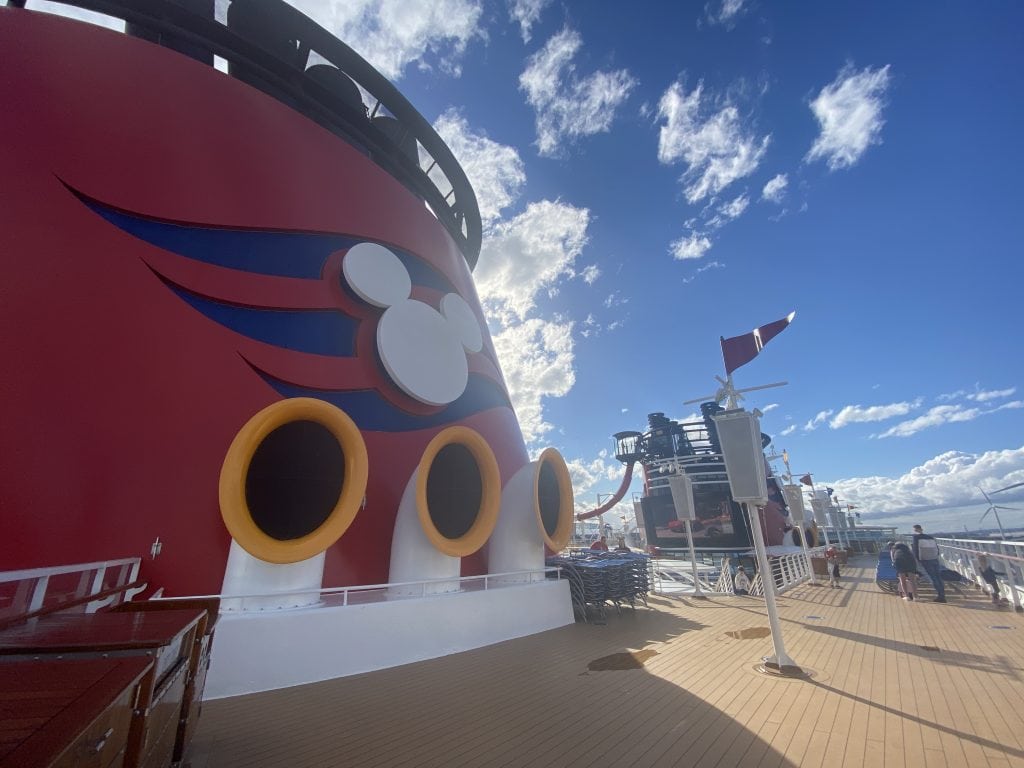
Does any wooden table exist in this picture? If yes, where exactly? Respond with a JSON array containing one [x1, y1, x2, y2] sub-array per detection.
[[0, 610, 205, 767], [0, 657, 154, 767]]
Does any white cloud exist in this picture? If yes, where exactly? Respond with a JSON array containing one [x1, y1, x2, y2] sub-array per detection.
[[520, 28, 637, 156], [657, 80, 770, 203], [671, 232, 713, 260], [705, 194, 749, 229], [508, 0, 552, 42], [474, 200, 590, 322], [806, 63, 891, 171], [705, 0, 748, 26], [803, 410, 833, 431], [491, 318, 574, 443], [871, 398, 1021, 438], [829, 398, 922, 429], [437, 112, 593, 447], [995, 400, 1024, 412], [939, 385, 1017, 403], [580, 264, 601, 284], [433, 109, 525, 228], [681, 260, 725, 283], [828, 447, 1024, 516], [761, 173, 788, 203], [969, 387, 1017, 402], [762, 403, 779, 413], [875, 404, 980, 438], [292, 0, 483, 80], [780, 424, 797, 436], [603, 291, 628, 309]]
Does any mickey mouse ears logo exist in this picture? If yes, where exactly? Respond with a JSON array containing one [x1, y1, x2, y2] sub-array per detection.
[[343, 243, 483, 406]]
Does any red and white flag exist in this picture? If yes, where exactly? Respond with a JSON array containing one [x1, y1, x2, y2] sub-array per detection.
[[720, 311, 796, 375]]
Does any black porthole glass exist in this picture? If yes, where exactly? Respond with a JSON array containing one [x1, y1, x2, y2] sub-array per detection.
[[426, 443, 481, 540], [538, 462, 562, 537], [245, 420, 345, 541]]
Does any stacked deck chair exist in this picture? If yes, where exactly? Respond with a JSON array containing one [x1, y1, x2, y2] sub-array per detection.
[[875, 550, 901, 594], [546, 552, 651, 622]]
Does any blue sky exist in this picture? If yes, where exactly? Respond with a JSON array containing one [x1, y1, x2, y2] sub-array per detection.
[[46, 0, 1024, 533]]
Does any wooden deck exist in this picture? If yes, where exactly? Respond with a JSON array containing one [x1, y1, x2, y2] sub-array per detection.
[[189, 557, 1024, 767]]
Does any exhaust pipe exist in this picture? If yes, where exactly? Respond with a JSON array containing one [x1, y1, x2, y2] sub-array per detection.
[[488, 448, 574, 583], [389, 426, 500, 596], [218, 398, 368, 610]]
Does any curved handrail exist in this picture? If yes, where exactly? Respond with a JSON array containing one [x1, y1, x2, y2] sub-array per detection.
[[14, 0, 483, 268]]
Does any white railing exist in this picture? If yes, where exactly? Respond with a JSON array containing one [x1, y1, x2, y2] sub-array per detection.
[[649, 546, 823, 596], [150, 567, 562, 612], [0, 558, 144, 620], [649, 558, 716, 594], [936, 537, 1024, 612], [769, 548, 816, 595]]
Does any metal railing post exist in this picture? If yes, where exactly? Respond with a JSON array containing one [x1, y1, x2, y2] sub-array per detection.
[[999, 542, 1022, 612], [27, 576, 49, 613]]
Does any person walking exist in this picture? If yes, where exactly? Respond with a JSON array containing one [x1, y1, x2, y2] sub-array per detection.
[[911, 524, 946, 603], [826, 546, 841, 588], [891, 541, 918, 601]]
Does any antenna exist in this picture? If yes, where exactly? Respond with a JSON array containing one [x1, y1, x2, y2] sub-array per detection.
[[684, 373, 788, 410]]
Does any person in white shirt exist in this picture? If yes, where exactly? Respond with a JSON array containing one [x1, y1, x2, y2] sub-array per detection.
[[733, 566, 751, 595]]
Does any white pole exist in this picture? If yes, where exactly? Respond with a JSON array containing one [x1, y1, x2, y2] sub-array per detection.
[[746, 502, 802, 675], [685, 519, 703, 596], [799, 523, 817, 585], [999, 541, 1022, 612]]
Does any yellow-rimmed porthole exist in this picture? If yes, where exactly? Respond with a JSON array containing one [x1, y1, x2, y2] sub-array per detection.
[[535, 448, 574, 552], [415, 426, 500, 557], [219, 398, 369, 564]]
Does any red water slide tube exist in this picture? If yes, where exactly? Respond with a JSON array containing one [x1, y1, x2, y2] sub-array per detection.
[[576, 462, 636, 520]]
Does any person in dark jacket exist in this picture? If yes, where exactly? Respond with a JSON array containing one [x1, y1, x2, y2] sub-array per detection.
[[890, 542, 918, 600], [977, 555, 1003, 605], [911, 524, 946, 602]]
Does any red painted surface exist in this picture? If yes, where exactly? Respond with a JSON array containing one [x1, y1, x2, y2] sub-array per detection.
[[0, 10, 527, 595]]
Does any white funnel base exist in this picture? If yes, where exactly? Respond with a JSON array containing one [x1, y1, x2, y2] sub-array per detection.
[[388, 471, 461, 597], [488, 460, 545, 584], [220, 540, 325, 611]]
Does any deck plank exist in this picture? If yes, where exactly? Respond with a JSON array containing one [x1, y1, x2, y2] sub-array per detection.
[[190, 556, 1024, 768]]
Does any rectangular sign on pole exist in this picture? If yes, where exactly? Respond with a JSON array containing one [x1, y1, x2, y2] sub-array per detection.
[[713, 409, 768, 503], [668, 474, 696, 521], [782, 484, 806, 524], [809, 498, 829, 525]]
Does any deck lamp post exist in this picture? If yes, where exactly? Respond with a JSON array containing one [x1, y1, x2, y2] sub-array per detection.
[[668, 473, 703, 596], [715, 407, 802, 676]]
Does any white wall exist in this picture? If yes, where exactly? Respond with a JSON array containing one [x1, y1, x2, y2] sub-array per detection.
[[205, 579, 573, 699]]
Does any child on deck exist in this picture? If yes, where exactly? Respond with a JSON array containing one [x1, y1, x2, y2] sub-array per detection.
[[826, 546, 841, 588], [733, 566, 751, 596]]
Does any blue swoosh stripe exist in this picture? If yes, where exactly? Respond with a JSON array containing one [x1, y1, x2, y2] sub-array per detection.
[[171, 285, 357, 357], [77, 192, 455, 291], [258, 372, 513, 432]]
